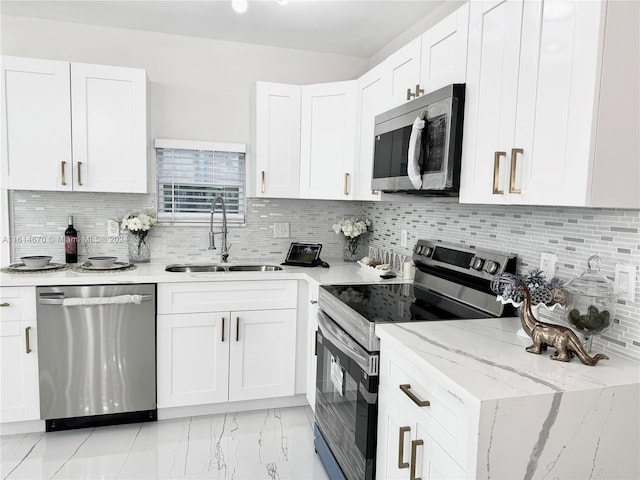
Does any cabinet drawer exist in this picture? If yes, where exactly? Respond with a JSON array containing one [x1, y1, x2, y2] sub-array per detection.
[[157, 281, 297, 314], [381, 348, 469, 466], [0, 287, 36, 321]]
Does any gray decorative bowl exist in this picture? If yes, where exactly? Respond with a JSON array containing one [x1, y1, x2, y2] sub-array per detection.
[[20, 256, 53, 268], [88, 256, 118, 268]]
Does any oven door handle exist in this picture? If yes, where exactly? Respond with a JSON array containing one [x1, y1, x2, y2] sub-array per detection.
[[317, 310, 378, 376]]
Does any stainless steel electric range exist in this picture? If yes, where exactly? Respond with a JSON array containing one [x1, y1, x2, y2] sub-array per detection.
[[313, 239, 517, 480]]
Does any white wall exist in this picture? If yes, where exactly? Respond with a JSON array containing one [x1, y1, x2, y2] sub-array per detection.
[[1, 15, 369, 143]]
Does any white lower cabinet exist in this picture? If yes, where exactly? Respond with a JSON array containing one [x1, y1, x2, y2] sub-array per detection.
[[157, 312, 229, 407], [377, 349, 468, 480], [157, 281, 298, 409], [0, 287, 39, 423]]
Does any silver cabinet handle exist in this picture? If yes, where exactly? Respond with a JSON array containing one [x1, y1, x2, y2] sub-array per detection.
[[221, 317, 225, 342], [261, 171, 266, 194], [61, 161, 67, 186], [0, 302, 10, 307], [310, 300, 318, 304], [509, 148, 523, 194], [344, 173, 350, 195], [400, 384, 430, 407], [25, 326, 32, 354], [410, 439, 424, 480], [77, 161, 83, 186], [236, 317, 240, 342], [398, 426, 411, 469], [493, 151, 506, 194]]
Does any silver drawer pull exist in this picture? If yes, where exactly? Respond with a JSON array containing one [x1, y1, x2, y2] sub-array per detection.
[[0, 302, 10, 307], [400, 384, 430, 407]]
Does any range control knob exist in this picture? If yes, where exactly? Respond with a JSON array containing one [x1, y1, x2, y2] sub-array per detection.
[[484, 260, 500, 275], [423, 246, 433, 257], [470, 257, 485, 271]]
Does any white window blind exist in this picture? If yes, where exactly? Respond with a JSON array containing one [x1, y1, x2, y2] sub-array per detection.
[[155, 139, 246, 223]]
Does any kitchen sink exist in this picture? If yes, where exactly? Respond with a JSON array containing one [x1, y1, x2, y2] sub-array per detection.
[[165, 264, 283, 272], [165, 264, 226, 273], [227, 265, 283, 272]]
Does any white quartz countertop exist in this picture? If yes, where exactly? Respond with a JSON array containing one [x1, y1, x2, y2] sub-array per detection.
[[375, 318, 640, 402], [0, 258, 407, 287]]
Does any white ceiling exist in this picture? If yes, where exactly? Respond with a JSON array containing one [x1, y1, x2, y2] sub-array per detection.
[[0, 0, 451, 58]]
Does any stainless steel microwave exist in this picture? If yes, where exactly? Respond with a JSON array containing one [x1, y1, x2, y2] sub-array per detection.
[[372, 83, 465, 195]]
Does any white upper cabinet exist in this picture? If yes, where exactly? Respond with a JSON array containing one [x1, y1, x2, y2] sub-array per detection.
[[1, 57, 72, 191], [419, 3, 469, 94], [353, 64, 392, 201], [299, 81, 357, 200], [380, 3, 469, 109], [1, 56, 149, 193], [70, 63, 148, 193], [460, 0, 639, 208], [384, 37, 423, 108], [250, 82, 301, 198]]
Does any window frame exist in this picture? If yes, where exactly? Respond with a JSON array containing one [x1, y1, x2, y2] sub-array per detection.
[[154, 138, 247, 225]]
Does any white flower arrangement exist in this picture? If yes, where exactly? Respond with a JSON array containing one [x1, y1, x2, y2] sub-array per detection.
[[120, 210, 158, 233], [332, 217, 371, 238]]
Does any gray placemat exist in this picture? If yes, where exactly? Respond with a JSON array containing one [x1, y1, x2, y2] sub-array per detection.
[[1, 264, 71, 274]]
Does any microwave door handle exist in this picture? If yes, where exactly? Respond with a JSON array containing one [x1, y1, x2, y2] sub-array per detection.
[[407, 115, 424, 190]]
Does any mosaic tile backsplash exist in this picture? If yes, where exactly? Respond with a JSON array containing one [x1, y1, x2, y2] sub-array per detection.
[[8, 191, 639, 361]]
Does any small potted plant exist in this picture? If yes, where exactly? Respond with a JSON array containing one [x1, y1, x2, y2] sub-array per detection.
[[332, 217, 371, 262], [120, 210, 158, 263]]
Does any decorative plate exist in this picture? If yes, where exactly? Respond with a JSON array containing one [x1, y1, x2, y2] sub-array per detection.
[[77, 261, 134, 271], [6, 262, 66, 272]]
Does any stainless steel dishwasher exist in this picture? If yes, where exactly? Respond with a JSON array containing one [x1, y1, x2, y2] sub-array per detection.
[[36, 284, 156, 431]]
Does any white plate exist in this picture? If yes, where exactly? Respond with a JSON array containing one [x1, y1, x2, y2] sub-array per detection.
[[8, 262, 65, 272], [80, 261, 132, 271]]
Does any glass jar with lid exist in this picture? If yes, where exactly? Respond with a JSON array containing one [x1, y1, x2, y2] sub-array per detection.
[[564, 255, 617, 351]]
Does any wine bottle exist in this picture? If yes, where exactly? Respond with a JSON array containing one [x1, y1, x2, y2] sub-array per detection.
[[65, 216, 78, 263]]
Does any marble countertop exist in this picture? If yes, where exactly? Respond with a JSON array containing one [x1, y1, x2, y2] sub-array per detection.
[[0, 258, 408, 288], [375, 318, 640, 402]]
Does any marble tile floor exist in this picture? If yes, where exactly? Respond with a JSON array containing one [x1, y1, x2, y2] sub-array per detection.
[[1, 406, 330, 480]]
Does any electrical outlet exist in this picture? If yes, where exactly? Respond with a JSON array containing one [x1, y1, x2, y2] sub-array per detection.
[[107, 220, 120, 237], [273, 222, 290, 238], [615, 264, 636, 302], [539, 253, 557, 278], [401, 229, 408, 248]]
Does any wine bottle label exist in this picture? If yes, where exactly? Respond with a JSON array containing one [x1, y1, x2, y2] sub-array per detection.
[[65, 235, 77, 254]]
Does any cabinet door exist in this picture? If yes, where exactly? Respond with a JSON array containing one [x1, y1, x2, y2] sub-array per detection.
[[419, 3, 469, 92], [382, 37, 422, 108], [157, 313, 229, 408], [1, 56, 72, 191], [251, 82, 301, 198], [0, 320, 39, 423], [353, 65, 390, 201], [299, 81, 356, 200], [70, 62, 148, 193], [228, 309, 296, 402], [513, 0, 603, 206], [414, 423, 467, 480], [376, 388, 416, 480], [459, 0, 524, 204]]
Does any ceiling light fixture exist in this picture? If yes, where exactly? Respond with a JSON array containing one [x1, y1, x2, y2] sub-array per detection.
[[231, 0, 248, 14]]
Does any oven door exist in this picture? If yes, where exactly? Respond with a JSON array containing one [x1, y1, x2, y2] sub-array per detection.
[[315, 310, 378, 480]]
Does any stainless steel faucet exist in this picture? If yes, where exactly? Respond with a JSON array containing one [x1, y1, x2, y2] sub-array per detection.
[[208, 195, 230, 262]]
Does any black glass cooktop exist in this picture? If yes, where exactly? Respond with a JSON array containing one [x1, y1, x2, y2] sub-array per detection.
[[322, 283, 493, 323]]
